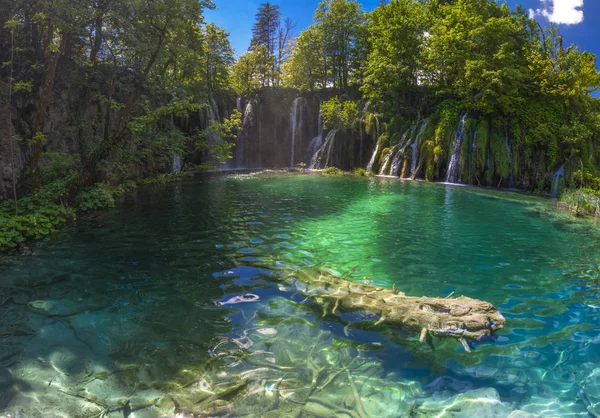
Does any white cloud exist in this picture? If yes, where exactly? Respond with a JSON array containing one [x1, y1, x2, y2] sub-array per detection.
[[528, 0, 584, 25]]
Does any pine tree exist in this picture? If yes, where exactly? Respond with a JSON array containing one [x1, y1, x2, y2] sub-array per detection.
[[250, 2, 280, 86]]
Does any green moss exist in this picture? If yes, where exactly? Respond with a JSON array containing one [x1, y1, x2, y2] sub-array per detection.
[[476, 120, 489, 172], [490, 130, 509, 180]]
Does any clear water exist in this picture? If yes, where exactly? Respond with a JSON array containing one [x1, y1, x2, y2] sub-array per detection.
[[2, 172, 600, 417]]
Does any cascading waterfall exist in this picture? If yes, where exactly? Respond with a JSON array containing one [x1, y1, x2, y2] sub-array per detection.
[[235, 102, 254, 166], [551, 165, 565, 197], [209, 95, 219, 122], [243, 102, 254, 128], [446, 113, 468, 183], [308, 113, 324, 158], [289, 97, 306, 168], [359, 102, 370, 166], [378, 147, 395, 176], [411, 119, 429, 177], [236, 97, 242, 112], [172, 154, 183, 173], [366, 142, 380, 173], [389, 127, 414, 176], [411, 141, 418, 176], [310, 130, 338, 169]]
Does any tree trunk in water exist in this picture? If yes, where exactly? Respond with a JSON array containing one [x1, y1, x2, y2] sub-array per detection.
[[286, 268, 506, 353]]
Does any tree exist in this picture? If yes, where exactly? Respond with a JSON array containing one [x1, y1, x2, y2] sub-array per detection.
[[203, 23, 234, 92], [276, 17, 296, 86], [250, 2, 280, 86], [283, 27, 326, 91], [232, 47, 268, 95], [313, 0, 364, 90], [362, 0, 426, 118]]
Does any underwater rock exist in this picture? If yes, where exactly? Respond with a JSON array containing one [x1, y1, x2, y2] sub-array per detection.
[[415, 387, 512, 417], [580, 367, 600, 417], [26, 299, 105, 317], [286, 268, 506, 352]]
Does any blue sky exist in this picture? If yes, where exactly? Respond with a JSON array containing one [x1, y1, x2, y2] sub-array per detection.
[[205, 0, 599, 63]]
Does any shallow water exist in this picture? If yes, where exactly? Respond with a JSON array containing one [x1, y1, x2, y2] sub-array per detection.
[[2, 172, 600, 417]]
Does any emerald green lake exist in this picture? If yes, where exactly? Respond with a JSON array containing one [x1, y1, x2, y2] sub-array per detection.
[[2, 172, 600, 417]]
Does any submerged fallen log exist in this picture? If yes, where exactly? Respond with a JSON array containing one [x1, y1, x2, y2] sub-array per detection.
[[286, 268, 506, 353]]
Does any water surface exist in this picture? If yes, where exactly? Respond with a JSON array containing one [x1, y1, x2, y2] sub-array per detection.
[[2, 172, 600, 417]]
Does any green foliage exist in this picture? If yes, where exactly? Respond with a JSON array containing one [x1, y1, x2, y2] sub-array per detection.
[[284, 0, 364, 90], [362, 0, 426, 118], [323, 166, 343, 176], [490, 131, 510, 180], [76, 185, 115, 212], [571, 169, 600, 190], [321, 98, 359, 132], [0, 181, 75, 250], [560, 189, 600, 217], [41, 152, 77, 184], [353, 168, 367, 176], [475, 121, 489, 172], [142, 172, 193, 186]]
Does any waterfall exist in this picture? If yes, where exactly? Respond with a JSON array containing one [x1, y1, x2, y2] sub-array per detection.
[[172, 154, 183, 173], [375, 117, 380, 140], [411, 141, 418, 175], [310, 130, 338, 169], [366, 142, 380, 173], [551, 165, 565, 197], [243, 102, 254, 128], [236, 97, 242, 112], [446, 113, 468, 183], [309, 112, 324, 158], [209, 95, 219, 122], [411, 120, 428, 177], [378, 148, 395, 176], [289, 97, 307, 168], [389, 127, 413, 176]]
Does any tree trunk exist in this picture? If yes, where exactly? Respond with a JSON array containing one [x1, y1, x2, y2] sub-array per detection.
[[287, 268, 506, 352], [29, 26, 64, 191], [73, 28, 167, 195]]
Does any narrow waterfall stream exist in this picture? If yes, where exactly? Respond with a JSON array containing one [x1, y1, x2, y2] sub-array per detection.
[[446, 113, 468, 183]]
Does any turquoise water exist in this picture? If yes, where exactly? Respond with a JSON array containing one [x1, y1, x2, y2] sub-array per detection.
[[2, 172, 600, 417]]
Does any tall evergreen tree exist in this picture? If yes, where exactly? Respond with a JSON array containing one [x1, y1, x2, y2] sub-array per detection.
[[250, 2, 280, 86]]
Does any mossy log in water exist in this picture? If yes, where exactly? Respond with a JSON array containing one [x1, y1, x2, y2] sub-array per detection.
[[287, 268, 506, 352]]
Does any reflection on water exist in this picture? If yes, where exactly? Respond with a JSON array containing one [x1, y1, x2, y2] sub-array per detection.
[[1, 172, 600, 417]]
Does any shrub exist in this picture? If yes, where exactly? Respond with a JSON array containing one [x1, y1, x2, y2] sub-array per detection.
[[353, 168, 367, 176], [560, 188, 600, 217], [76, 185, 115, 212], [323, 166, 343, 176], [321, 98, 359, 132]]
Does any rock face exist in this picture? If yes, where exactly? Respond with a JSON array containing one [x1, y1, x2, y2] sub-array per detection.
[[287, 268, 506, 352]]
